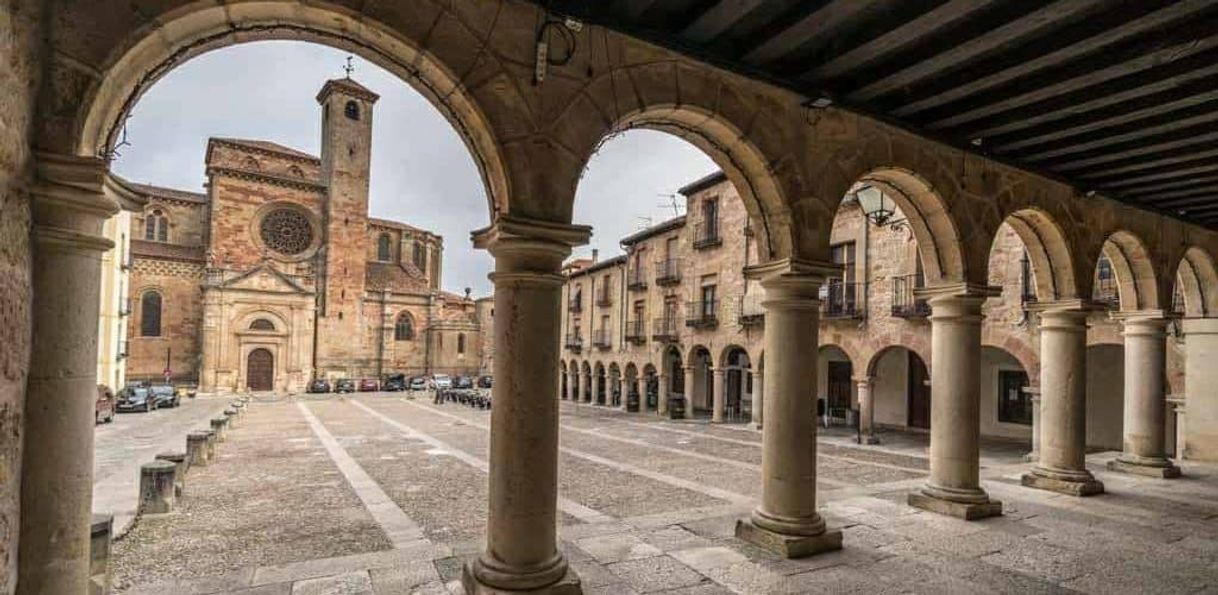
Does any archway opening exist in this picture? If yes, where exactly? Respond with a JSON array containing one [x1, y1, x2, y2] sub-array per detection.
[[720, 346, 752, 423], [595, 362, 607, 406], [979, 346, 1032, 444], [1087, 344, 1126, 451], [687, 346, 714, 418], [818, 345, 855, 426], [867, 346, 931, 431], [1094, 231, 1159, 312]]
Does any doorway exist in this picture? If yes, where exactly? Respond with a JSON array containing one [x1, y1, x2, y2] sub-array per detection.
[[907, 352, 931, 429], [246, 348, 274, 391]]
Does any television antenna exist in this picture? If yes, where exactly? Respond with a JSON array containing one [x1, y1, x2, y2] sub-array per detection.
[[657, 193, 684, 217]]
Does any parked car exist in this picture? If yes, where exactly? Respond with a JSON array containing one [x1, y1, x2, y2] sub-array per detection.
[[307, 378, 332, 393], [335, 378, 356, 393], [409, 376, 428, 391], [433, 374, 453, 389], [116, 387, 156, 413], [477, 375, 493, 389], [95, 384, 116, 424], [382, 374, 407, 392], [454, 376, 474, 389], [150, 384, 179, 408], [358, 378, 379, 392]]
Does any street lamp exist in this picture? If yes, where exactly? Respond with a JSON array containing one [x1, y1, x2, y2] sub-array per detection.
[[853, 185, 900, 227]]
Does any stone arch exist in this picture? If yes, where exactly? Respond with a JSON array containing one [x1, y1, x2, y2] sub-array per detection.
[[718, 344, 750, 369], [142, 204, 171, 242], [234, 309, 290, 335], [864, 343, 932, 378], [1175, 246, 1218, 317], [994, 208, 1078, 301], [394, 311, 417, 341], [71, 1, 513, 220], [686, 344, 713, 369], [1099, 230, 1159, 311]]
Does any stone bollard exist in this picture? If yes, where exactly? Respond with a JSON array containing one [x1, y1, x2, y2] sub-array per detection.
[[155, 452, 188, 497], [224, 408, 239, 429], [139, 461, 177, 514], [187, 432, 211, 467], [90, 514, 112, 595], [210, 417, 229, 442], [205, 429, 217, 460]]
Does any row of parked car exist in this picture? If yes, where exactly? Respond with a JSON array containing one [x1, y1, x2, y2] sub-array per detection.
[[306, 373, 492, 394], [95, 383, 186, 423]]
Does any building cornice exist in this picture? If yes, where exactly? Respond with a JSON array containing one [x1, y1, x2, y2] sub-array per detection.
[[207, 166, 327, 193]]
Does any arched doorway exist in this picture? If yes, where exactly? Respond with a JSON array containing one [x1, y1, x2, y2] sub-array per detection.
[[595, 362, 607, 406], [688, 346, 713, 417], [721, 346, 751, 423], [609, 363, 622, 407], [581, 361, 593, 403], [643, 363, 659, 412], [868, 346, 931, 430], [664, 347, 684, 413], [625, 363, 640, 411], [246, 348, 274, 391], [818, 345, 854, 426]]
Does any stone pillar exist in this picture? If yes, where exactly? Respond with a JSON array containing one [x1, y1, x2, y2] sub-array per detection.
[[712, 367, 726, 423], [908, 286, 1003, 520], [186, 432, 211, 467], [224, 408, 239, 428], [1183, 318, 1218, 461], [1108, 313, 1180, 477], [20, 154, 118, 595], [752, 370, 764, 430], [210, 417, 229, 442], [855, 376, 879, 444], [463, 216, 589, 594], [1023, 388, 1041, 462], [89, 514, 113, 595], [657, 374, 669, 417], [683, 366, 695, 420], [139, 461, 177, 514], [1022, 307, 1103, 496], [735, 259, 842, 558], [155, 452, 189, 498], [204, 430, 217, 460]]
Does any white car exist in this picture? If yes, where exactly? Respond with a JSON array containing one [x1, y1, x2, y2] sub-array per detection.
[[433, 374, 453, 389]]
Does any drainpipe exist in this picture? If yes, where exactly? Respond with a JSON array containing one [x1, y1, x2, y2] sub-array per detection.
[[376, 290, 387, 378], [424, 293, 434, 376], [862, 211, 870, 319]]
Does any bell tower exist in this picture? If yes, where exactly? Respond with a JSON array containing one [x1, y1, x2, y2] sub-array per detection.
[[314, 76, 379, 375]]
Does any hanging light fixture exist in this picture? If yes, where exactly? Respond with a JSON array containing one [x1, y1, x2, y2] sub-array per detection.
[[854, 185, 898, 227]]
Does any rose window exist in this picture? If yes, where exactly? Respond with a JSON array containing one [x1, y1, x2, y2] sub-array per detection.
[[259, 208, 313, 255]]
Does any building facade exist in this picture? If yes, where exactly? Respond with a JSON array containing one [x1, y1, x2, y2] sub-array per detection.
[[123, 77, 484, 393], [560, 172, 1189, 454]]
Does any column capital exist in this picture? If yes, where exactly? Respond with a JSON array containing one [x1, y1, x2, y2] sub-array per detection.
[[471, 214, 592, 252], [31, 152, 119, 254], [1037, 304, 1091, 332], [744, 258, 839, 289], [472, 215, 591, 285], [1113, 311, 1170, 337], [914, 282, 1001, 303], [852, 375, 873, 386]]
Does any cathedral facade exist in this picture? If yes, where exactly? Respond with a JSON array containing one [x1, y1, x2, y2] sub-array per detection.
[[121, 77, 487, 393]]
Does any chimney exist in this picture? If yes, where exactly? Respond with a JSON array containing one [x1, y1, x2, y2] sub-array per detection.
[[592, 248, 599, 263]]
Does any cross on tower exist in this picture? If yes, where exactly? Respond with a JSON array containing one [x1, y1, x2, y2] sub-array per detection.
[[343, 56, 355, 78]]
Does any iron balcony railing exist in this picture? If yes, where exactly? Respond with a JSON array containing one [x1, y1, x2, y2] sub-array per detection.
[[655, 258, 682, 285], [823, 280, 865, 319], [652, 317, 680, 341], [596, 287, 612, 307], [564, 333, 583, 351], [739, 293, 765, 326], [1020, 254, 1038, 307], [568, 296, 583, 312], [627, 267, 648, 290], [624, 319, 646, 344], [892, 274, 930, 318], [685, 299, 719, 329], [1093, 276, 1119, 309], [692, 221, 722, 249], [592, 329, 612, 349]]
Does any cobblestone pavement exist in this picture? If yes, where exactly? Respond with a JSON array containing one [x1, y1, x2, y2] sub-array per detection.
[[113, 393, 1218, 594], [93, 394, 233, 534]]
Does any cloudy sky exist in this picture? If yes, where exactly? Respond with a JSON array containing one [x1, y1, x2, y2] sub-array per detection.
[[113, 41, 718, 296]]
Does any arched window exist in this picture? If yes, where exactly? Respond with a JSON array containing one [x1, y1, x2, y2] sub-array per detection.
[[457, 333, 466, 355], [243, 156, 260, 170], [249, 319, 275, 331], [288, 165, 304, 177], [144, 209, 168, 242], [140, 291, 162, 337], [394, 313, 415, 341], [345, 100, 360, 120], [412, 241, 426, 269], [377, 233, 392, 262]]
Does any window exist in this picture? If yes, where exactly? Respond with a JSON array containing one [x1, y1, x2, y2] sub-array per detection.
[[377, 233, 392, 262], [998, 370, 1032, 425], [140, 291, 162, 337], [412, 241, 426, 269], [457, 333, 466, 355], [243, 156, 260, 170], [288, 165, 304, 177], [700, 284, 717, 316], [249, 319, 275, 331], [260, 207, 314, 255], [830, 242, 857, 311], [1020, 250, 1037, 304], [702, 198, 719, 239], [345, 100, 360, 120], [394, 313, 415, 341], [144, 209, 168, 242]]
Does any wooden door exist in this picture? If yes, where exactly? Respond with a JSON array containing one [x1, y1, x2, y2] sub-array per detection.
[[826, 361, 853, 412], [246, 348, 274, 391], [907, 353, 931, 429]]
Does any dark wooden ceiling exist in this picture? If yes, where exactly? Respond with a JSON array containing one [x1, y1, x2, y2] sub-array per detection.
[[530, 0, 1218, 228]]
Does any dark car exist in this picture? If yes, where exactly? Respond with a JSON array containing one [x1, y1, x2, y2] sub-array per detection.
[[308, 378, 332, 393], [335, 378, 356, 393], [454, 376, 474, 389], [116, 387, 156, 413], [358, 378, 379, 392], [382, 374, 407, 392], [477, 376, 493, 389], [95, 384, 116, 424], [409, 376, 429, 391], [150, 384, 179, 408]]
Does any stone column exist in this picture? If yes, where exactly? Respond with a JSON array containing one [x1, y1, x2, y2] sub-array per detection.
[[463, 216, 589, 594], [1182, 318, 1218, 461], [20, 154, 118, 595], [683, 365, 696, 419], [139, 461, 177, 514], [1108, 313, 1180, 477], [657, 373, 669, 417], [752, 370, 764, 429], [855, 376, 879, 444], [1022, 307, 1103, 496], [908, 285, 1003, 520], [1023, 388, 1041, 462], [712, 367, 726, 423], [735, 259, 841, 558]]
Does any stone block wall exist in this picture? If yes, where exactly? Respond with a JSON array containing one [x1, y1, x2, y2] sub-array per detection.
[[126, 259, 204, 383]]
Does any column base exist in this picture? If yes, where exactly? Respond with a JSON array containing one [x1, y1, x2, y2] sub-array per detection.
[[1021, 469, 1104, 497], [907, 492, 1002, 520], [1022, 450, 1038, 463], [858, 434, 880, 445], [1107, 457, 1181, 478], [462, 562, 581, 595], [734, 518, 842, 558]]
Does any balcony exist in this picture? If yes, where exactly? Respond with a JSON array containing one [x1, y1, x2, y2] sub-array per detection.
[[568, 297, 583, 313], [627, 267, 648, 291], [738, 293, 765, 326], [596, 288, 612, 307], [692, 222, 722, 249], [564, 333, 583, 352], [1093, 277, 1119, 309], [592, 329, 612, 349], [685, 300, 719, 329], [891, 274, 930, 318], [624, 319, 646, 344], [655, 258, 682, 286], [117, 340, 129, 360], [651, 317, 680, 342], [823, 280, 865, 319]]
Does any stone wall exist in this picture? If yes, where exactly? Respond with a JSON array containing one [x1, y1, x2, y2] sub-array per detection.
[[126, 259, 204, 383]]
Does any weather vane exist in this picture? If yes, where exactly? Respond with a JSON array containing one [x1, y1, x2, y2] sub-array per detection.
[[343, 56, 355, 78]]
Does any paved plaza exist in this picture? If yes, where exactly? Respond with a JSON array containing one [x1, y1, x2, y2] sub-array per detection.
[[107, 394, 1218, 594]]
